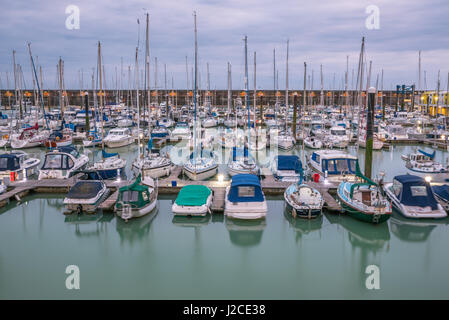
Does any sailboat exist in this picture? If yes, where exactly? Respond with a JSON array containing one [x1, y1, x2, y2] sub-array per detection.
[[182, 12, 218, 181], [228, 146, 260, 176], [132, 14, 173, 180], [277, 40, 295, 150], [337, 162, 392, 224], [115, 173, 158, 221], [284, 160, 324, 219]]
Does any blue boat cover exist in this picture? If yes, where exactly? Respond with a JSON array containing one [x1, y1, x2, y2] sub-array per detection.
[[102, 149, 118, 158], [418, 149, 435, 160], [276, 155, 301, 173], [0, 154, 20, 171], [67, 181, 103, 199], [228, 174, 264, 202], [394, 175, 438, 209], [432, 185, 449, 202]]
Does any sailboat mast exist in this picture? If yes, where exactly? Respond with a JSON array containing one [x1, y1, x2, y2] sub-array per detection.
[[244, 35, 250, 147], [136, 45, 141, 159], [285, 39, 289, 132], [193, 11, 198, 160], [98, 41, 104, 148]]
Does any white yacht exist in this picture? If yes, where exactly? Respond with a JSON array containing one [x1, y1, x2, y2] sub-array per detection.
[[38, 146, 89, 180], [104, 128, 134, 148], [170, 122, 191, 140], [0, 151, 41, 181]]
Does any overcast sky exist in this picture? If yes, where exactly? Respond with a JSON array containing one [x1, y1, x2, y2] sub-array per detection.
[[0, 0, 448, 90]]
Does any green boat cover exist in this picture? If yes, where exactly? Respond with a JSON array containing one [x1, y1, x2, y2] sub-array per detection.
[[175, 185, 211, 206]]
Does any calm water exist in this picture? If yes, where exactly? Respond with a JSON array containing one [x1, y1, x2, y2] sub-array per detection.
[[1, 138, 449, 299]]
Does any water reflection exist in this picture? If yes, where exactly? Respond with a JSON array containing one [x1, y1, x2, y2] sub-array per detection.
[[225, 218, 266, 247], [283, 210, 323, 243], [64, 212, 105, 238], [172, 214, 211, 227], [115, 208, 158, 245], [390, 214, 449, 242]]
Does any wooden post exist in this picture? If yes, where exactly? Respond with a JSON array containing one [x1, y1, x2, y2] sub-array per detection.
[[364, 87, 375, 179]]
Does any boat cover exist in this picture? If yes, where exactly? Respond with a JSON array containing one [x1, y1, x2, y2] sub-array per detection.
[[0, 154, 20, 171], [175, 185, 211, 206], [432, 185, 449, 201], [394, 175, 438, 209], [228, 174, 264, 202], [418, 149, 436, 160], [66, 181, 103, 199], [102, 149, 118, 158], [276, 155, 301, 173]]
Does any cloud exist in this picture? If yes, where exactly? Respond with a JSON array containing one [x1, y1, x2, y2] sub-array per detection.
[[0, 0, 448, 90]]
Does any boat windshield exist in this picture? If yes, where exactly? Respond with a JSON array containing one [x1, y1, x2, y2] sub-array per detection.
[[122, 190, 139, 202], [323, 158, 357, 174], [42, 154, 74, 170], [331, 129, 345, 136]]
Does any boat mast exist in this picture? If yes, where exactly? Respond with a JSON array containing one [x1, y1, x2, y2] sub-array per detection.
[[144, 12, 151, 156], [98, 41, 104, 149], [244, 35, 250, 147], [285, 39, 289, 133], [193, 11, 198, 161]]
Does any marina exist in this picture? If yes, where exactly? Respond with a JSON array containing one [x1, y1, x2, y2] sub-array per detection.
[[1, 0, 449, 302]]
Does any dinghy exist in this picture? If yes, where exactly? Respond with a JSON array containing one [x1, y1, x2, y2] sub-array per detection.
[[115, 174, 158, 221], [172, 184, 213, 216], [224, 174, 267, 220]]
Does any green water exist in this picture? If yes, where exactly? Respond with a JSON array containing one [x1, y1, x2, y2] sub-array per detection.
[[1, 193, 448, 299], [1, 142, 449, 299]]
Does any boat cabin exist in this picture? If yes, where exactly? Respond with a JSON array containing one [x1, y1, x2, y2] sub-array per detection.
[[391, 175, 439, 209]]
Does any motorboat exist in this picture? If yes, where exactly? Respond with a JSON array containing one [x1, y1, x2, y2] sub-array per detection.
[[401, 149, 449, 182], [384, 175, 447, 219], [170, 122, 191, 140], [224, 174, 267, 220], [431, 184, 449, 212], [63, 170, 111, 214], [104, 128, 134, 148], [308, 149, 359, 183], [304, 135, 323, 149], [172, 184, 213, 216], [202, 116, 218, 128], [38, 146, 89, 180], [325, 126, 349, 148], [115, 174, 158, 221], [0, 150, 41, 182]]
